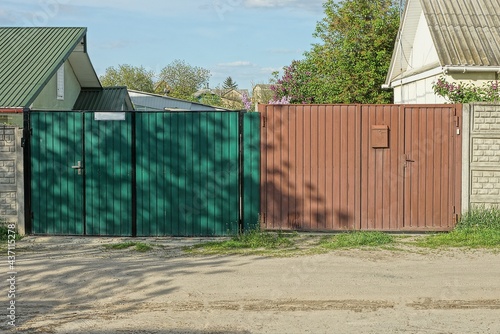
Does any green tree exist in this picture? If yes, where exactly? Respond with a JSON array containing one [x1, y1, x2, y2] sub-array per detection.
[[200, 93, 225, 108], [273, 0, 400, 104], [222, 76, 238, 91], [99, 64, 155, 92], [158, 59, 211, 100]]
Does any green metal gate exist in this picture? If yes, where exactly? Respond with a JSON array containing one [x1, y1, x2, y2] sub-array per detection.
[[29, 110, 260, 236], [136, 112, 239, 236], [31, 112, 84, 234], [84, 112, 133, 236]]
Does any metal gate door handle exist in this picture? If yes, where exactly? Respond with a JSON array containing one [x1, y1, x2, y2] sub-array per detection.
[[71, 161, 83, 175]]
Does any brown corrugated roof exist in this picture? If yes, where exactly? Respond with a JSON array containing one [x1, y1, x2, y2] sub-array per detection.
[[421, 0, 500, 66]]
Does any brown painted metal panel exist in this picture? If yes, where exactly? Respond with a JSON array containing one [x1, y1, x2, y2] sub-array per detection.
[[260, 104, 359, 230], [403, 105, 460, 230], [360, 105, 403, 230], [260, 104, 462, 231]]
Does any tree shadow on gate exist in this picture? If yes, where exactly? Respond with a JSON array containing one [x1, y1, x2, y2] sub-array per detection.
[[135, 111, 249, 236]]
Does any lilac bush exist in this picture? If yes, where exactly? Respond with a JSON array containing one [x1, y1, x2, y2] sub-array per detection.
[[268, 96, 292, 104], [433, 76, 500, 103], [241, 92, 253, 111]]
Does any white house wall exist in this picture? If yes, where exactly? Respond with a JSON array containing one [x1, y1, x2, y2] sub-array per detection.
[[408, 11, 439, 69], [31, 60, 81, 110], [394, 71, 498, 104], [393, 74, 446, 104]]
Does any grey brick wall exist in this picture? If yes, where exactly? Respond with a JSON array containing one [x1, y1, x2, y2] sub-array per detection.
[[463, 104, 500, 210], [0, 127, 24, 233]]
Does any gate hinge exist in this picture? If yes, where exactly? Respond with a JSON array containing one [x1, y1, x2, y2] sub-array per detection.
[[454, 115, 460, 127], [262, 116, 266, 128]]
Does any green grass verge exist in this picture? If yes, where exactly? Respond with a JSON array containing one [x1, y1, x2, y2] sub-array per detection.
[[416, 207, 500, 248], [103, 241, 153, 252], [185, 230, 299, 256], [0, 225, 22, 242], [320, 231, 395, 249]]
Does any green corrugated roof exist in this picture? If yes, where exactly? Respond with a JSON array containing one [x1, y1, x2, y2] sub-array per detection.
[[73, 87, 134, 111], [0, 27, 87, 108]]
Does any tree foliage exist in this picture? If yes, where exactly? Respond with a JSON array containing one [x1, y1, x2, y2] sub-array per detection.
[[100, 64, 155, 93], [222, 76, 238, 91], [272, 0, 400, 104], [158, 59, 211, 100]]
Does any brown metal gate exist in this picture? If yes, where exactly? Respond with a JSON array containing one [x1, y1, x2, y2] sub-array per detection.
[[259, 104, 461, 231]]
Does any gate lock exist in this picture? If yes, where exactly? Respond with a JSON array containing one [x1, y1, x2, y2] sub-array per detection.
[[71, 161, 84, 175]]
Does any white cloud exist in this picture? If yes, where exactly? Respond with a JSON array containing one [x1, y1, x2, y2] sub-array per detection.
[[244, 0, 324, 10], [217, 61, 253, 67]]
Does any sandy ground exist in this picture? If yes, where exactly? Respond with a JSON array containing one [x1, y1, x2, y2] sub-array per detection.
[[2, 236, 500, 334]]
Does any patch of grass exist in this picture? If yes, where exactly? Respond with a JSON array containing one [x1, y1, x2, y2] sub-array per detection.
[[103, 241, 153, 252], [417, 207, 500, 248], [320, 231, 395, 249], [185, 230, 298, 256], [457, 206, 500, 230], [0, 225, 22, 242], [416, 229, 500, 248]]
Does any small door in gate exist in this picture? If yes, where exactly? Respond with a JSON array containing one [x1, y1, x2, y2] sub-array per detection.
[[31, 112, 85, 234], [403, 106, 461, 230], [84, 112, 133, 236]]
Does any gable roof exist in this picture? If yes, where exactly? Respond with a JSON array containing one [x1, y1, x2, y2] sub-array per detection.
[[385, 0, 500, 85], [0, 27, 101, 108], [73, 87, 134, 111]]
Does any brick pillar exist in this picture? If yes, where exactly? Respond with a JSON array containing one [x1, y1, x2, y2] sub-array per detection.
[[0, 127, 24, 234], [463, 104, 500, 210]]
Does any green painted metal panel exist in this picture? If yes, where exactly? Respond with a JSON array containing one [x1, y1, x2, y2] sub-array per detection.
[[242, 112, 261, 231], [84, 112, 133, 236], [31, 112, 84, 234], [136, 112, 240, 236]]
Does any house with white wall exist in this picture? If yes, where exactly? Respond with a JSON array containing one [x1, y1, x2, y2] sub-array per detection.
[[384, 0, 500, 104]]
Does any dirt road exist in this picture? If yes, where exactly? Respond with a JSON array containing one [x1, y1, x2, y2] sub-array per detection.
[[3, 237, 500, 333]]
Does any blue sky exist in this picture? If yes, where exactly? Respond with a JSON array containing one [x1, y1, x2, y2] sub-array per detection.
[[2, 0, 327, 91]]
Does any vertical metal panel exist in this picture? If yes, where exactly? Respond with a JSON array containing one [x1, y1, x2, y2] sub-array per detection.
[[30, 112, 84, 234], [260, 104, 461, 232], [84, 112, 133, 236], [260, 104, 359, 231], [136, 112, 240, 236], [403, 106, 458, 229], [242, 112, 260, 231], [360, 105, 403, 230]]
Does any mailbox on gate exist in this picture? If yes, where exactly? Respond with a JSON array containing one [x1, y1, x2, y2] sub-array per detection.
[[371, 125, 389, 148]]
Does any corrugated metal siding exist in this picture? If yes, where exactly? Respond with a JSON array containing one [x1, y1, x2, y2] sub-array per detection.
[[421, 0, 500, 66], [85, 112, 133, 236], [403, 105, 461, 229], [242, 112, 260, 231], [30, 112, 84, 234], [135, 112, 240, 236], [261, 104, 462, 231], [360, 105, 403, 230], [29, 110, 260, 236], [0, 27, 86, 108], [73, 87, 134, 111], [260, 105, 360, 230]]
